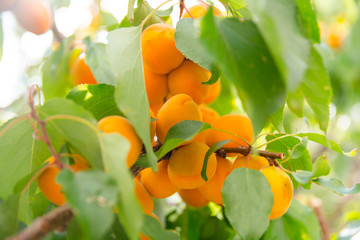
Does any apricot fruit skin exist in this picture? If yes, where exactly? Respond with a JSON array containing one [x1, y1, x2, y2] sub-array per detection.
[[71, 55, 98, 85], [183, 3, 223, 19], [203, 80, 221, 104], [133, 178, 154, 215], [98, 116, 142, 167], [260, 166, 293, 220], [198, 156, 232, 205], [193, 105, 219, 143], [156, 94, 202, 144], [144, 64, 168, 108], [179, 189, 209, 208], [141, 23, 184, 74], [140, 160, 179, 198], [0, 0, 16, 11], [37, 155, 89, 206], [168, 142, 217, 189], [206, 114, 254, 149], [232, 155, 269, 171], [13, 0, 52, 35]]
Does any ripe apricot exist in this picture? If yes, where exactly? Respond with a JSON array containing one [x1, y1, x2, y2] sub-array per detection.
[[140, 160, 179, 198], [141, 23, 184, 74], [198, 156, 232, 205], [193, 105, 219, 143], [179, 189, 209, 208], [156, 94, 202, 144], [13, 0, 52, 35], [37, 155, 89, 206], [0, 0, 16, 11], [98, 116, 142, 167], [260, 166, 293, 220], [168, 60, 210, 105], [71, 54, 98, 85], [134, 178, 154, 215], [232, 155, 269, 171], [168, 142, 217, 189], [144, 64, 168, 108], [182, 3, 223, 19], [206, 114, 254, 149], [203, 80, 221, 104]]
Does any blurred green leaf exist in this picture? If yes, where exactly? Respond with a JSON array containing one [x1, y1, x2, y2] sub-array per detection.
[[66, 84, 123, 121], [100, 133, 143, 240], [107, 25, 157, 170], [247, 0, 310, 91], [222, 168, 273, 240], [42, 37, 75, 100], [0, 194, 20, 239], [209, 78, 238, 116], [0, 16, 3, 61], [199, 216, 235, 240], [338, 220, 360, 240], [199, 13, 286, 133], [296, 0, 320, 43], [201, 140, 230, 181], [270, 106, 285, 132], [128, 0, 136, 21], [287, 89, 304, 118], [58, 169, 117, 240], [121, 2, 161, 29], [313, 178, 360, 195], [141, 214, 179, 240]]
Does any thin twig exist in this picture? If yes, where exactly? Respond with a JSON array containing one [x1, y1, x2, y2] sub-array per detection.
[[308, 198, 330, 240]]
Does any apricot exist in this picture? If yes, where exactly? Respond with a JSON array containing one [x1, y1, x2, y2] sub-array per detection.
[[203, 80, 221, 104], [71, 54, 98, 85], [13, 0, 52, 35], [168, 60, 210, 105], [168, 142, 217, 189], [206, 114, 254, 149], [156, 94, 202, 144], [260, 166, 293, 220], [37, 155, 89, 206], [198, 156, 232, 205], [144, 64, 168, 108], [182, 3, 223, 19], [232, 155, 269, 171], [98, 116, 142, 167], [140, 160, 179, 198], [133, 178, 154, 215], [141, 23, 184, 74], [0, 0, 16, 11], [179, 189, 209, 208], [193, 105, 219, 143]]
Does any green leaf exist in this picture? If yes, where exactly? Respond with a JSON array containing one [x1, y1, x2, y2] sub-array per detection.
[[58, 169, 117, 240], [0, 16, 3, 61], [66, 84, 123, 121], [199, 13, 286, 133], [42, 37, 75, 100], [100, 133, 143, 240], [0, 194, 20, 239], [141, 214, 179, 240], [313, 178, 360, 195], [222, 168, 273, 240], [263, 200, 320, 240], [128, 0, 136, 21], [199, 216, 235, 240], [201, 140, 230, 181], [107, 26, 157, 170], [292, 156, 330, 185], [84, 40, 116, 85], [246, 0, 311, 91], [338, 220, 360, 240], [287, 89, 304, 118], [270, 106, 285, 133], [39, 98, 103, 169], [295, 0, 320, 43], [300, 46, 332, 131]]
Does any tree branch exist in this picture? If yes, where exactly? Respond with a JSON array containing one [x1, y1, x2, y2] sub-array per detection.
[[309, 198, 330, 240]]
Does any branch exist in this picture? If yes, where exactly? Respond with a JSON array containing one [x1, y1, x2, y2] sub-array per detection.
[[308, 198, 330, 240], [7, 205, 73, 240]]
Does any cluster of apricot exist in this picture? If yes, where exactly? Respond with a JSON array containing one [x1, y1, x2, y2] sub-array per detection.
[[0, 0, 52, 35]]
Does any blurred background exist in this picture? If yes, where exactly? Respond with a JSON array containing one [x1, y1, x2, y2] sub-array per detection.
[[0, 0, 360, 238]]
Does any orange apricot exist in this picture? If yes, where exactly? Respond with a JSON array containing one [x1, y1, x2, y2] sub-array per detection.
[[206, 114, 254, 149], [141, 23, 184, 74], [198, 156, 232, 205], [140, 160, 179, 198], [98, 116, 142, 167], [144, 64, 168, 108], [193, 105, 219, 143], [203, 80, 221, 104], [179, 189, 209, 208], [0, 0, 16, 11], [182, 3, 223, 19], [260, 166, 293, 220], [134, 178, 154, 215], [232, 155, 269, 171], [70, 54, 98, 85], [156, 94, 202, 144], [13, 0, 52, 35], [168, 142, 217, 189], [168, 60, 210, 105], [37, 155, 89, 206]]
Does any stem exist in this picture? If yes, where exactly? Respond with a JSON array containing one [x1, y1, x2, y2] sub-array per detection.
[[308, 198, 330, 240], [140, 0, 173, 30]]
